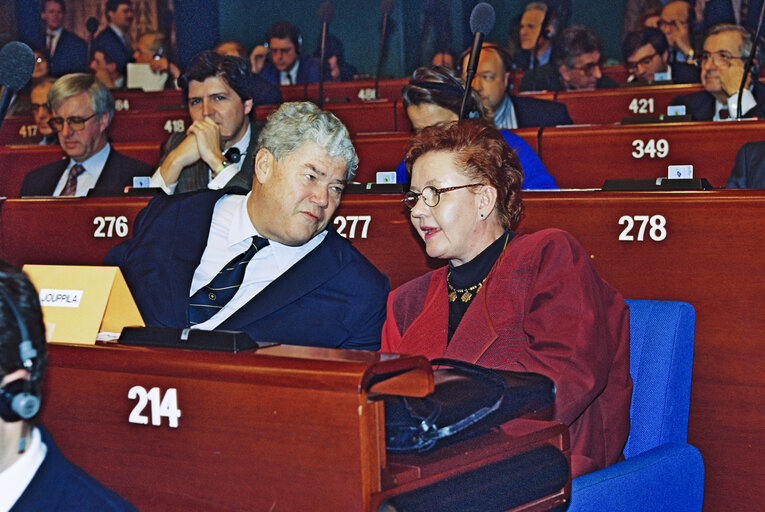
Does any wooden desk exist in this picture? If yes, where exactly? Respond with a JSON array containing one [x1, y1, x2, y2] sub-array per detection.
[[554, 83, 702, 125], [280, 78, 409, 103], [256, 100, 407, 134], [0, 143, 162, 198], [0, 197, 150, 265], [537, 120, 764, 188], [4, 190, 763, 510], [41, 343, 569, 511], [110, 89, 185, 113]]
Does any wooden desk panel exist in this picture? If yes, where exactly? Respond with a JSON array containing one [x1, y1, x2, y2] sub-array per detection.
[[110, 89, 184, 113], [0, 197, 151, 265], [281, 78, 410, 103], [256, 101, 402, 134], [554, 83, 703, 125], [41, 343, 568, 511], [0, 143, 162, 199], [538, 120, 764, 188], [108, 110, 191, 143]]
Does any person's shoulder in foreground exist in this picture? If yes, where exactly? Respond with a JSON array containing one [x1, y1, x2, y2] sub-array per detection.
[[13, 426, 137, 512]]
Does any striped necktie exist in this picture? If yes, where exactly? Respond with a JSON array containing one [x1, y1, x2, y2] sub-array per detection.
[[61, 164, 85, 196], [188, 236, 270, 326]]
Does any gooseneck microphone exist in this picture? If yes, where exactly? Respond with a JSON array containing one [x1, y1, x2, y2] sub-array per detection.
[[737, 3, 765, 119], [0, 41, 35, 132], [374, 0, 394, 100], [86, 16, 99, 62], [460, 2, 495, 119], [317, 2, 334, 109]]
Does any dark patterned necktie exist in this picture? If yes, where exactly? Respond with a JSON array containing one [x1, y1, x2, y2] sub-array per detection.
[[188, 236, 270, 326], [61, 164, 85, 196]]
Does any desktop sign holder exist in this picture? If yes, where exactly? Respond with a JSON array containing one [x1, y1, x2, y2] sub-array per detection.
[[23, 265, 144, 345]]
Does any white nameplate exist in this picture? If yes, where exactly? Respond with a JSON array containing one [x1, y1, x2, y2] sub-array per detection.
[[39, 289, 84, 308]]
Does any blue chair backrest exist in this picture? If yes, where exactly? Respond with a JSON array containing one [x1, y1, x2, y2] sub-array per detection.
[[623, 299, 695, 459]]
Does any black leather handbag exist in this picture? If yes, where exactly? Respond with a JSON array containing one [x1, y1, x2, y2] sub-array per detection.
[[384, 358, 556, 453]]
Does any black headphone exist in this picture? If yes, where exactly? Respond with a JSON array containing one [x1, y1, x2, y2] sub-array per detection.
[[0, 285, 41, 423]]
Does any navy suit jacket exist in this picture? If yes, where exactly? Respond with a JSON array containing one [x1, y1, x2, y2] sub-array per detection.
[[512, 94, 574, 128], [704, 0, 765, 31], [12, 426, 137, 512], [670, 81, 765, 121], [726, 140, 765, 188], [250, 73, 282, 105], [259, 54, 323, 85], [20, 148, 154, 197], [48, 29, 88, 77], [94, 26, 131, 76], [104, 188, 390, 350]]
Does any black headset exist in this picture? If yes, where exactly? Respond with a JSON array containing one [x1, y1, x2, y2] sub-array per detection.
[[0, 285, 41, 423]]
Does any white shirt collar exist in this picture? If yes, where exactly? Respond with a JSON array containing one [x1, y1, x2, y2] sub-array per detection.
[[0, 426, 47, 512], [66, 142, 111, 176]]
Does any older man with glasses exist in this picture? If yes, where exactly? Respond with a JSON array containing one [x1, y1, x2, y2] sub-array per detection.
[[670, 23, 765, 120], [20, 73, 153, 197]]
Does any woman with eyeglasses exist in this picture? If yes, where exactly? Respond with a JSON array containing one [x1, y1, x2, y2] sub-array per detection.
[[394, 66, 556, 189], [381, 119, 632, 479]]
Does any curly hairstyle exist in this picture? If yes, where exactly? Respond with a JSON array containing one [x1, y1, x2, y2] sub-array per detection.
[[405, 119, 524, 229]]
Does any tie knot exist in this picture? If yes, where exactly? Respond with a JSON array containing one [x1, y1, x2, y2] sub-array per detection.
[[251, 236, 269, 252], [70, 164, 86, 178], [719, 108, 730, 120]]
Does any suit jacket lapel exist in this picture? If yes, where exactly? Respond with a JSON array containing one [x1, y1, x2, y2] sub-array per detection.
[[168, 190, 230, 327], [219, 229, 344, 331], [47, 160, 69, 195]]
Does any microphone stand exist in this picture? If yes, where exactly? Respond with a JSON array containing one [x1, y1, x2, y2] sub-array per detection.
[[318, 22, 328, 109], [737, 2, 765, 119], [374, 9, 389, 100]]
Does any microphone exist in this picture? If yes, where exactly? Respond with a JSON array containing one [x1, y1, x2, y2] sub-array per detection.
[[0, 41, 35, 132], [460, 2, 495, 119], [317, 1, 334, 109], [86, 17, 99, 63], [374, 0, 394, 100], [737, 3, 765, 119]]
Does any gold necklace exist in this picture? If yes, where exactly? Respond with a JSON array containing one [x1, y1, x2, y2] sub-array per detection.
[[447, 272, 486, 303]]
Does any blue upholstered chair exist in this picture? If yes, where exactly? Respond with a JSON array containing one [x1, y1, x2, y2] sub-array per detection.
[[566, 299, 704, 511]]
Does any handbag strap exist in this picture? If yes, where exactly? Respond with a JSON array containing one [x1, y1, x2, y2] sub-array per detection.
[[428, 358, 509, 438]]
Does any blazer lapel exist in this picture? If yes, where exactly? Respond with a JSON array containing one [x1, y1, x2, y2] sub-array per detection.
[[219, 229, 344, 330], [394, 269, 450, 360], [168, 190, 229, 327]]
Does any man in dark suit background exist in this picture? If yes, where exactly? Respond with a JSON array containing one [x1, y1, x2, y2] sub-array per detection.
[[726, 141, 765, 188], [94, 0, 135, 77], [671, 23, 765, 120], [461, 43, 573, 129], [40, 0, 88, 77], [622, 27, 700, 84], [520, 25, 619, 92], [150, 51, 262, 194], [214, 40, 283, 106], [20, 73, 153, 197], [106, 102, 389, 350], [258, 21, 322, 85]]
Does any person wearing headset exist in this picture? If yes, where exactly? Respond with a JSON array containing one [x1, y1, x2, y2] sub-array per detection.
[[258, 21, 322, 86], [513, 2, 559, 70], [670, 23, 765, 120], [0, 262, 136, 511]]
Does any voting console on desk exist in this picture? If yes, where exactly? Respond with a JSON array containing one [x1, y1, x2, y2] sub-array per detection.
[[40, 343, 570, 512]]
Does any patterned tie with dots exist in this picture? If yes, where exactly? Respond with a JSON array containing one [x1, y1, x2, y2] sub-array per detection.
[[187, 236, 270, 326]]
